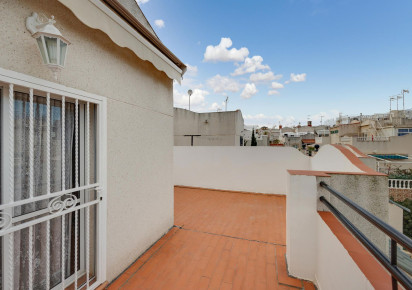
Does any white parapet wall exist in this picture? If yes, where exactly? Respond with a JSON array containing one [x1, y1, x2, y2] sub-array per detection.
[[174, 146, 310, 194], [316, 214, 374, 289]]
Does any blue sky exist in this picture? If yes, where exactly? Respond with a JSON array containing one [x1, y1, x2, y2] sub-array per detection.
[[138, 0, 412, 127]]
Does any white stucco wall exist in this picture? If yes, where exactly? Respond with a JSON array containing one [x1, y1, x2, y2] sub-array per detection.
[[287, 173, 378, 289], [174, 108, 244, 146], [311, 145, 362, 172], [389, 203, 403, 233], [174, 146, 310, 195], [0, 0, 175, 282], [316, 215, 374, 290]]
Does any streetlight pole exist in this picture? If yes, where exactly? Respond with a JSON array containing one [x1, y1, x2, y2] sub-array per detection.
[[403, 89, 409, 113], [225, 96, 229, 111], [188, 89, 193, 111]]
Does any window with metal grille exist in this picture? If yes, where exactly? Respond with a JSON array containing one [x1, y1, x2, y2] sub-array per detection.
[[0, 68, 107, 290]]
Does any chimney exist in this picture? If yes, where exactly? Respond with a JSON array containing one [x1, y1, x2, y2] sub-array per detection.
[[307, 120, 312, 127]]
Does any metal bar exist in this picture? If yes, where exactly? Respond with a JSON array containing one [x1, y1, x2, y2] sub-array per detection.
[[320, 197, 412, 289], [8, 83, 14, 290], [86, 207, 90, 289], [62, 96, 65, 191], [86, 102, 90, 186], [320, 181, 412, 252], [75, 99, 79, 187], [46, 92, 51, 290], [75, 209, 78, 289], [0, 183, 99, 211], [29, 88, 34, 199], [389, 199, 411, 213], [62, 214, 66, 289], [391, 239, 398, 290], [28, 225, 33, 290], [0, 199, 100, 237]]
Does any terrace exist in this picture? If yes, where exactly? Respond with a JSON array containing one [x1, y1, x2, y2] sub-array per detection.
[[106, 145, 412, 289], [109, 187, 313, 289]]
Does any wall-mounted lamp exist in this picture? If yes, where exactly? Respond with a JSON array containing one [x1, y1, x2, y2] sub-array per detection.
[[26, 12, 70, 79]]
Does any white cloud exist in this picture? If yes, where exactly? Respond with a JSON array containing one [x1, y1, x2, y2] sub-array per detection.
[[204, 38, 249, 62], [185, 64, 198, 76], [250, 71, 282, 83], [209, 102, 226, 111], [137, 0, 150, 4], [285, 73, 307, 84], [271, 82, 284, 89], [154, 19, 165, 28], [268, 90, 280, 95], [207, 74, 242, 93], [244, 114, 296, 127], [241, 83, 258, 99], [173, 88, 209, 110], [232, 56, 270, 76]]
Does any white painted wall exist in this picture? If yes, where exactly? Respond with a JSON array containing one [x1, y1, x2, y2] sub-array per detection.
[[0, 0, 175, 282], [174, 146, 310, 195], [287, 173, 377, 289], [316, 215, 374, 290], [311, 145, 362, 172], [286, 174, 319, 280], [389, 203, 403, 233]]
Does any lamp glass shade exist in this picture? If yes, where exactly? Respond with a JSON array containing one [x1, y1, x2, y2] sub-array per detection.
[[59, 40, 68, 66], [36, 37, 48, 63], [44, 36, 58, 64]]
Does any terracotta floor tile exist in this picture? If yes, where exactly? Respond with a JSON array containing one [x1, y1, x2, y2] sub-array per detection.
[[108, 188, 314, 290]]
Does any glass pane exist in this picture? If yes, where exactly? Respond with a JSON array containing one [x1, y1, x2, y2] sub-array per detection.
[[44, 36, 58, 65], [13, 92, 76, 217], [36, 37, 48, 64], [59, 41, 67, 66]]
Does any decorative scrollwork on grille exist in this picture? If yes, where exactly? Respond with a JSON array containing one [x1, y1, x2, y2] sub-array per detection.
[[0, 212, 12, 230], [48, 194, 78, 214]]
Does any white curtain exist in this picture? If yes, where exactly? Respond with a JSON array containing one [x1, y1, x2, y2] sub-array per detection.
[[12, 92, 76, 290]]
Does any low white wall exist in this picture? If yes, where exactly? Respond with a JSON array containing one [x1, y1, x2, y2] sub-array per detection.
[[174, 146, 310, 195], [287, 173, 376, 289], [316, 215, 374, 289], [389, 203, 403, 233], [286, 174, 319, 280], [311, 145, 362, 172]]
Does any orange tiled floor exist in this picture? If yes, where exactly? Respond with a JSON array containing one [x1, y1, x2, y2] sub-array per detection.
[[108, 187, 315, 290]]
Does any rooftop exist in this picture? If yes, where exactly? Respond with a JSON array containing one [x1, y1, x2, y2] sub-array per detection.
[[108, 187, 315, 289]]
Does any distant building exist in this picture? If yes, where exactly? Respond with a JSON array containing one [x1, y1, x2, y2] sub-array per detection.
[[174, 108, 244, 146]]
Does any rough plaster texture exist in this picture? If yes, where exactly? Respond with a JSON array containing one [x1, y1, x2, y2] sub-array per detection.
[[326, 174, 389, 254], [0, 0, 174, 282], [174, 146, 310, 195], [174, 108, 244, 146]]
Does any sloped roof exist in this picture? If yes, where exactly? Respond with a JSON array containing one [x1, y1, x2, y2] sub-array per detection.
[[103, 0, 186, 74], [118, 0, 159, 39]]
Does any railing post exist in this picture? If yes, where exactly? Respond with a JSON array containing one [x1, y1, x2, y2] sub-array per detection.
[[391, 239, 398, 290]]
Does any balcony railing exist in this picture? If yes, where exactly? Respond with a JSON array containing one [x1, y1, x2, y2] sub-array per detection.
[[320, 181, 412, 290], [389, 179, 412, 189], [357, 136, 390, 142]]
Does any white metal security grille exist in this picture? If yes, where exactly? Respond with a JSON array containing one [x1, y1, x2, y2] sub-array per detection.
[[0, 68, 107, 290]]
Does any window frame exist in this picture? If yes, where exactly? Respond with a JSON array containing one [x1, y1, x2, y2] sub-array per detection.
[[0, 67, 107, 289]]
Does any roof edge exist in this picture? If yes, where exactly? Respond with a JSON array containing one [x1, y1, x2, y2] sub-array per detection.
[[102, 0, 186, 74]]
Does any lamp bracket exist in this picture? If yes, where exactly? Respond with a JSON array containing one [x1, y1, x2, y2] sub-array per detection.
[[26, 12, 56, 35]]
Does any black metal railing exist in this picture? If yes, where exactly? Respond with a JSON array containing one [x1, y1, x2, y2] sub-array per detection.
[[320, 181, 412, 290]]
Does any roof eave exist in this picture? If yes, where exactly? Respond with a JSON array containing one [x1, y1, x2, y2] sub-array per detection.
[[102, 0, 187, 75]]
